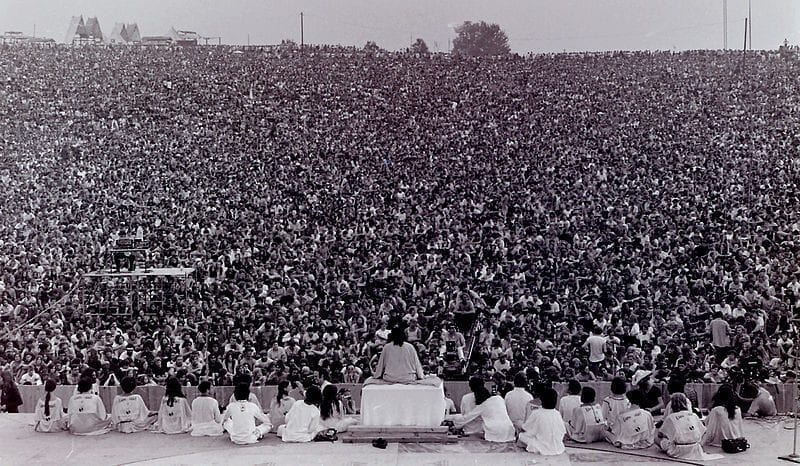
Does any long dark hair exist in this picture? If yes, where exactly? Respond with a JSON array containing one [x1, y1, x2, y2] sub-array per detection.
[[389, 327, 406, 346], [320, 384, 340, 420], [276, 380, 290, 405], [712, 384, 738, 420], [43, 379, 56, 417], [164, 377, 185, 407]]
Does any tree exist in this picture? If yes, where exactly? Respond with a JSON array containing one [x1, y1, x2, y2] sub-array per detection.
[[411, 38, 429, 54], [452, 21, 510, 57], [364, 41, 382, 53]]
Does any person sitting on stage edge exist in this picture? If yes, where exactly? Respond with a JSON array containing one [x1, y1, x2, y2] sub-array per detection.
[[606, 388, 655, 449], [601, 376, 630, 440], [111, 376, 157, 433], [366, 327, 440, 386], [702, 384, 744, 447], [320, 384, 358, 432], [504, 372, 533, 432], [446, 376, 516, 442], [223, 382, 272, 444], [34, 379, 66, 433], [657, 393, 722, 461], [190, 380, 224, 437], [155, 377, 192, 434], [268, 380, 296, 433], [279, 385, 324, 442], [558, 379, 582, 430], [517, 387, 566, 455], [567, 387, 606, 443], [67, 378, 111, 435]]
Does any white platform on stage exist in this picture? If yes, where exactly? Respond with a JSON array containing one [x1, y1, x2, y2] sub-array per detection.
[[360, 383, 446, 427]]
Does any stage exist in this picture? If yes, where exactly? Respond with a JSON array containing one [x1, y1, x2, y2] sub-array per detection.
[[0, 413, 793, 465]]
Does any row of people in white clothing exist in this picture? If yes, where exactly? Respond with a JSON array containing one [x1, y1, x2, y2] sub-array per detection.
[[33, 377, 356, 445]]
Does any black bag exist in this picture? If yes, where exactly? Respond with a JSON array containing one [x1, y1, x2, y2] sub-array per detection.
[[721, 437, 749, 453], [313, 428, 338, 442]]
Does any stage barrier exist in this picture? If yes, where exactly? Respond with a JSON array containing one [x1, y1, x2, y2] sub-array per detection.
[[13, 382, 797, 414]]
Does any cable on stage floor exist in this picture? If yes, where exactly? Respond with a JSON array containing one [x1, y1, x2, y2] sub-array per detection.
[[565, 443, 703, 466]]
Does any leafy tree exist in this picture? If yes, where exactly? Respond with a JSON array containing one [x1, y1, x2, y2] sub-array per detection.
[[452, 21, 510, 57], [411, 38, 429, 54], [364, 41, 381, 53]]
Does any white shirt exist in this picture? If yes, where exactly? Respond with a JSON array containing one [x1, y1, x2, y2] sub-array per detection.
[[223, 400, 271, 444], [504, 387, 533, 429], [280, 401, 322, 442], [459, 393, 483, 434], [519, 408, 566, 455], [190, 396, 223, 436], [557, 394, 581, 427], [451, 395, 515, 443]]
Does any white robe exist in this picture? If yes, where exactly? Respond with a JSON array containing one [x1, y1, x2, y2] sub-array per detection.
[[450, 395, 515, 443], [459, 393, 483, 435], [228, 392, 262, 411], [67, 393, 111, 435], [702, 406, 743, 447], [601, 395, 630, 435], [279, 401, 323, 442], [190, 396, 223, 437], [223, 400, 272, 444], [568, 404, 606, 443], [518, 408, 566, 455], [657, 411, 723, 461], [606, 408, 654, 449], [111, 394, 156, 433], [504, 388, 533, 431], [155, 397, 192, 434], [558, 394, 581, 430], [34, 397, 66, 433], [268, 396, 296, 433]]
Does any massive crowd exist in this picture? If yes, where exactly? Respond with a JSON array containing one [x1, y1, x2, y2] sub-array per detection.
[[0, 45, 798, 392]]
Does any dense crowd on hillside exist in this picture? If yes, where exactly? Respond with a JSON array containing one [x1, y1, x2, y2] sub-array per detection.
[[0, 45, 797, 390]]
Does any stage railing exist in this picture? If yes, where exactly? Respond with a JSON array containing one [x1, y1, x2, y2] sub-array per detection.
[[12, 382, 797, 415]]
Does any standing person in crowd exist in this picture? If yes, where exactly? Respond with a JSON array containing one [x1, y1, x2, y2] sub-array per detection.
[[602, 377, 630, 437], [319, 384, 358, 432], [111, 376, 157, 433], [702, 384, 744, 447], [657, 393, 722, 461], [517, 388, 566, 455], [279, 385, 324, 442], [67, 379, 111, 435], [558, 380, 582, 429], [583, 327, 607, 375], [223, 383, 272, 444], [567, 387, 606, 443], [34, 379, 66, 433], [606, 389, 655, 449], [190, 381, 223, 437], [710, 313, 731, 361], [0, 370, 22, 413], [446, 376, 515, 442], [504, 372, 533, 432], [268, 380, 296, 433], [155, 377, 192, 434]]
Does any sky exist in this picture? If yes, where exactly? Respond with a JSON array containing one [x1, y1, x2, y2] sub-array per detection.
[[1, 0, 798, 52]]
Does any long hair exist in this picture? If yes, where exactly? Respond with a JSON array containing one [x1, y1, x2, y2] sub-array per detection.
[[669, 393, 689, 413], [164, 377, 185, 407], [43, 379, 56, 417], [712, 384, 738, 420], [389, 327, 406, 346], [320, 384, 339, 420], [276, 380, 290, 405], [304, 385, 322, 407], [0, 370, 13, 387]]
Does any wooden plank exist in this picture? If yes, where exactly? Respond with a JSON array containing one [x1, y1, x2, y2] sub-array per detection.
[[348, 426, 449, 434]]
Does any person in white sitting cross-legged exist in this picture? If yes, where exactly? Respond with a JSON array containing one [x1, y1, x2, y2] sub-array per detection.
[[517, 388, 566, 455], [155, 377, 192, 434], [278, 385, 324, 442], [34, 379, 66, 433], [111, 376, 157, 433], [504, 372, 533, 432], [190, 381, 223, 437], [447, 376, 516, 443], [223, 383, 272, 444]]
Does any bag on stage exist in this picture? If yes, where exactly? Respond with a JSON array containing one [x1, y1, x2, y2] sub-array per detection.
[[721, 437, 749, 453]]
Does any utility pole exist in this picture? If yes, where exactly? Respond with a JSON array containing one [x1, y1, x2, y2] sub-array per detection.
[[748, 0, 752, 50], [723, 0, 728, 49], [741, 17, 747, 74], [300, 12, 304, 50], [33, 24, 36, 38]]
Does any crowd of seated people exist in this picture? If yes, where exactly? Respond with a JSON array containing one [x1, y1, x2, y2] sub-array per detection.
[[0, 45, 797, 391]]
